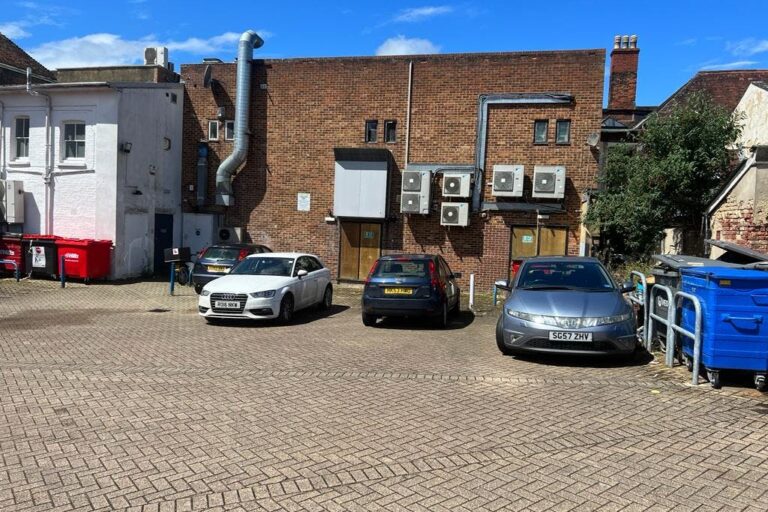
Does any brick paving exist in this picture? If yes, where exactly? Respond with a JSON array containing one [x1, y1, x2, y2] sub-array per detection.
[[1, 277, 767, 511]]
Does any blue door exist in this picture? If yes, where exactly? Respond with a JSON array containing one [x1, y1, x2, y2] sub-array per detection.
[[154, 214, 174, 275]]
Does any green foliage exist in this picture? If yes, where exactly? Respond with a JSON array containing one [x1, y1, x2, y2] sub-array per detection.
[[586, 92, 742, 258]]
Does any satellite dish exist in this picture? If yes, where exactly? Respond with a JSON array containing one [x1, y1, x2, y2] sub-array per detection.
[[586, 132, 600, 147], [203, 65, 212, 88]]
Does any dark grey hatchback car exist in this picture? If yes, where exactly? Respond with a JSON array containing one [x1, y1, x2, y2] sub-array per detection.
[[496, 257, 638, 356]]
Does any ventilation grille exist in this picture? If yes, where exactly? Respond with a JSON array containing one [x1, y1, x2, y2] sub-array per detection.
[[401, 193, 422, 213], [534, 172, 557, 193], [493, 171, 517, 191], [401, 171, 422, 192], [442, 205, 461, 224], [444, 176, 462, 194]]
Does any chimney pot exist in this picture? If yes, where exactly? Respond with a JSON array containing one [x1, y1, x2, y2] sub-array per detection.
[[629, 35, 638, 49], [621, 35, 629, 49], [614, 35, 621, 49]]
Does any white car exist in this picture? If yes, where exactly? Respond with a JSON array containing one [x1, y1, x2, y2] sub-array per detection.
[[198, 252, 333, 323]]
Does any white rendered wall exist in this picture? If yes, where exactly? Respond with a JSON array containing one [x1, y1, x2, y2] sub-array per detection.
[[734, 84, 768, 154]]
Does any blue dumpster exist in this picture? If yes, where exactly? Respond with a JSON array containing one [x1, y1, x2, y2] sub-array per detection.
[[680, 267, 768, 390]]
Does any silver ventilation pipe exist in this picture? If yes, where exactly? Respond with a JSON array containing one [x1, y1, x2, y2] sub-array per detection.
[[215, 30, 264, 206]]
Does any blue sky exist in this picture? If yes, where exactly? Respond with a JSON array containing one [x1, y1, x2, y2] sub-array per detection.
[[2, 0, 767, 106]]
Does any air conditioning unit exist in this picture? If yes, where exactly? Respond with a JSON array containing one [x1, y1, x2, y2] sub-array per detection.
[[144, 46, 169, 67], [400, 170, 431, 214], [0, 180, 24, 224], [442, 172, 472, 198], [440, 203, 469, 227], [492, 165, 524, 197], [532, 165, 566, 199], [217, 226, 243, 243]]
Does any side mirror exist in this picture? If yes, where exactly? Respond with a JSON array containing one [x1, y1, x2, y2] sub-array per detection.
[[620, 281, 635, 293], [495, 279, 512, 291], [452, 272, 462, 279], [297, 269, 308, 278]]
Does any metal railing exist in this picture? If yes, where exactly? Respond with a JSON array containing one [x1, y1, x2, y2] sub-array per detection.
[[626, 271, 650, 348], [669, 291, 703, 386], [0, 260, 20, 282], [647, 284, 674, 358]]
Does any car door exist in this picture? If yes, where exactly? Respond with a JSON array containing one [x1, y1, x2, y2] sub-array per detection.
[[293, 257, 314, 309], [440, 257, 458, 308], [307, 257, 328, 303]]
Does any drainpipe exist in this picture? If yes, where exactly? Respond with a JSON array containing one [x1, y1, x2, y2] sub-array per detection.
[[27, 67, 53, 234], [0, 100, 5, 180], [404, 60, 413, 166], [215, 30, 264, 206]]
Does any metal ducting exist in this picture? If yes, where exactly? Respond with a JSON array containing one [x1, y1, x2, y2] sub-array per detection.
[[215, 30, 264, 206]]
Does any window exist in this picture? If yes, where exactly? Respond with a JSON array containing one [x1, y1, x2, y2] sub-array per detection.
[[208, 120, 219, 141], [365, 120, 378, 143], [64, 122, 85, 159], [15, 117, 29, 159], [225, 120, 235, 141], [556, 119, 571, 144], [384, 120, 397, 143], [533, 120, 548, 144]]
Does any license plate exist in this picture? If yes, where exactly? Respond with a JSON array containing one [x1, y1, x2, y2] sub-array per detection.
[[214, 300, 240, 309], [208, 265, 228, 273], [384, 287, 414, 295], [548, 331, 593, 342]]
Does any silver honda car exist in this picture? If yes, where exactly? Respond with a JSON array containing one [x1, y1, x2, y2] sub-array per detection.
[[496, 257, 638, 356]]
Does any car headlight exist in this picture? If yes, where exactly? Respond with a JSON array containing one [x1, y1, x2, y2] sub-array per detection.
[[249, 290, 276, 298], [506, 309, 631, 328], [200, 289, 211, 296]]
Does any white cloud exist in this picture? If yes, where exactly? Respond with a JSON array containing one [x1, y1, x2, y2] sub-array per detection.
[[376, 35, 440, 56], [393, 6, 453, 22], [700, 60, 759, 71], [0, 22, 31, 39], [29, 31, 272, 69], [727, 38, 768, 56]]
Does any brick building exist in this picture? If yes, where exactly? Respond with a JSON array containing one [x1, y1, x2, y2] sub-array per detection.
[[180, 42, 606, 290]]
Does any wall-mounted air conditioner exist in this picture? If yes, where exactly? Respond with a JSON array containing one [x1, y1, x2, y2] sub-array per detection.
[[442, 172, 472, 198], [0, 180, 24, 224], [440, 203, 469, 227], [532, 165, 566, 199], [492, 165, 524, 197], [400, 170, 431, 214], [144, 46, 169, 67], [217, 226, 243, 243]]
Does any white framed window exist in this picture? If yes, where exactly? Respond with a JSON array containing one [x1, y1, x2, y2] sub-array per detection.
[[224, 120, 235, 141], [14, 117, 30, 159], [63, 121, 86, 159], [208, 120, 219, 141]]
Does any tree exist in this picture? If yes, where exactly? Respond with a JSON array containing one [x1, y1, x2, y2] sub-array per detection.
[[586, 92, 742, 259]]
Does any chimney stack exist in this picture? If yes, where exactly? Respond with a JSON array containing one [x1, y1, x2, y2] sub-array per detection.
[[608, 34, 639, 111]]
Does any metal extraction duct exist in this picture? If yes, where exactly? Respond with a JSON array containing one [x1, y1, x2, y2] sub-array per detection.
[[215, 30, 264, 206]]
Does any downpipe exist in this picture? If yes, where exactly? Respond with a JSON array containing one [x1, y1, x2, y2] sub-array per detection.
[[27, 68, 53, 234]]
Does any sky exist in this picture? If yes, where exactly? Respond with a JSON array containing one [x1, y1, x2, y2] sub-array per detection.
[[2, 0, 768, 106]]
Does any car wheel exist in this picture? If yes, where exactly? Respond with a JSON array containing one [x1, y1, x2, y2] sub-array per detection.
[[496, 316, 513, 355], [434, 302, 448, 328], [278, 294, 294, 324], [194, 284, 203, 294], [319, 285, 333, 310], [362, 313, 377, 327]]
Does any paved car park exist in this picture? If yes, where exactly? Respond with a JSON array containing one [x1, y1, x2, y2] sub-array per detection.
[[1, 278, 768, 512]]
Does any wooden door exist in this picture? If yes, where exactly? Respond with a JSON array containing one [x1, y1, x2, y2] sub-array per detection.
[[539, 227, 568, 256], [511, 227, 538, 258], [358, 223, 381, 280], [339, 222, 382, 281]]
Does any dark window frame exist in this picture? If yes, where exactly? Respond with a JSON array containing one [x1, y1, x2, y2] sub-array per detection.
[[365, 120, 378, 143], [555, 119, 571, 145], [384, 120, 397, 143], [224, 120, 235, 141], [208, 120, 219, 141], [15, 116, 29, 159], [533, 119, 549, 145]]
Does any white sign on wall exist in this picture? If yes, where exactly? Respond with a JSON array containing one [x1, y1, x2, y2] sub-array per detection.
[[297, 192, 311, 212]]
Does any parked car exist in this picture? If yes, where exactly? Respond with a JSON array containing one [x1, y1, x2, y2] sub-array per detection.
[[496, 256, 638, 356], [198, 252, 332, 323], [361, 254, 461, 328], [192, 243, 271, 293]]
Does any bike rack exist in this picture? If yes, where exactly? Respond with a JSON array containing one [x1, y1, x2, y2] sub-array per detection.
[[647, 284, 674, 359], [626, 271, 650, 349], [669, 291, 703, 386], [0, 260, 20, 282]]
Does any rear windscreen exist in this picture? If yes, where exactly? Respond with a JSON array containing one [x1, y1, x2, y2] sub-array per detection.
[[202, 247, 241, 260], [374, 259, 429, 278]]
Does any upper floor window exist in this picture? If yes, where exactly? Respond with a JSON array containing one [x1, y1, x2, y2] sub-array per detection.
[[208, 120, 219, 141], [365, 120, 378, 143], [64, 122, 85, 159], [15, 117, 29, 159], [384, 120, 397, 143], [556, 119, 571, 144], [225, 120, 235, 141], [533, 120, 548, 144]]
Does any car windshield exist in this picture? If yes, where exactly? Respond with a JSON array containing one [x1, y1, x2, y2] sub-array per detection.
[[517, 261, 615, 291], [230, 257, 294, 277], [373, 259, 429, 278], [201, 247, 242, 261]]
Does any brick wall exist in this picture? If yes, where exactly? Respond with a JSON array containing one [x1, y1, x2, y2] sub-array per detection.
[[180, 49, 604, 291]]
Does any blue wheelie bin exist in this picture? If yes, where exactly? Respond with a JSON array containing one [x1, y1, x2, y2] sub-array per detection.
[[680, 267, 768, 391]]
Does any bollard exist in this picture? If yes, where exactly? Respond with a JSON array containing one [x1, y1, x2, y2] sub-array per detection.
[[469, 273, 475, 310], [60, 255, 66, 288], [169, 262, 175, 296]]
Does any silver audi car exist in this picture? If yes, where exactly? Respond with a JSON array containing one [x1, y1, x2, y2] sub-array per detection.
[[496, 257, 639, 356]]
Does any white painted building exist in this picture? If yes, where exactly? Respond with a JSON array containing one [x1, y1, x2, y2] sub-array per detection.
[[0, 81, 184, 278]]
